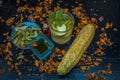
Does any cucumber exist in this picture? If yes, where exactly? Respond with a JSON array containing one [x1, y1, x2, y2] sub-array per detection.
[[57, 24, 95, 75]]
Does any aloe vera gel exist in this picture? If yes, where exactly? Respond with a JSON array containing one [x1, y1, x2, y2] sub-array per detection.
[[48, 9, 74, 44]]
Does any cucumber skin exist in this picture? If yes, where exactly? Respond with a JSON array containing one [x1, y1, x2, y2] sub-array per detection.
[[57, 24, 95, 75]]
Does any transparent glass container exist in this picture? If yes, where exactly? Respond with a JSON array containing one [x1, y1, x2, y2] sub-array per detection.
[[48, 12, 74, 44]]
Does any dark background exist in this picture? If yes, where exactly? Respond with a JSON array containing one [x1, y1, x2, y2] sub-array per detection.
[[0, 0, 120, 80]]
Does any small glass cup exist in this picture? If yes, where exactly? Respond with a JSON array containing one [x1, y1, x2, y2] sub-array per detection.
[[48, 12, 74, 44]]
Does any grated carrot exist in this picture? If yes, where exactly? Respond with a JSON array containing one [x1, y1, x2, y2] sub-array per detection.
[[6, 17, 15, 26]]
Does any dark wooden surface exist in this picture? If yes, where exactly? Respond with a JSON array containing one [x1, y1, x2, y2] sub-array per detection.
[[0, 0, 120, 80]]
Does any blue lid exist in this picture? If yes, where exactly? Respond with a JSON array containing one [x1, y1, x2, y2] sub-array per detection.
[[28, 34, 54, 60]]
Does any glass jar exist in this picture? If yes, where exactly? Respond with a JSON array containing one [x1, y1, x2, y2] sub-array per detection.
[[48, 12, 74, 44]]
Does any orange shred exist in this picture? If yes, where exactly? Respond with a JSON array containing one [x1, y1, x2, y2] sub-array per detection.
[[6, 17, 15, 26], [3, 32, 9, 36], [55, 47, 61, 53], [96, 58, 102, 62], [17, 5, 28, 13], [18, 71, 22, 76], [11, 25, 15, 29], [87, 56, 92, 62], [64, 8, 69, 14], [7, 42, 12, 48], [35, 7, 42, 13], [61, 50, 66, 55], [54, 6, 60, 12], [42, 14, 46, 18], [105, 22, 113, 29], [34, 15, 40, 19], [16, 0, 20, 6], [31, 42, 37, 47], [34, 60, 40, 67], [93, 61, 100, 66], [0, 67, 4, 73], [107, 63, 111, 70], [8, 57, 13, 61], [31, 54, 35, 57], [0, 17, 5, 23], [91, 17, 97, 23], [100, 39, 106, 45], [81, 18, 89, 24], [3, 46, 9, 53], [7, 61, 12, 66]]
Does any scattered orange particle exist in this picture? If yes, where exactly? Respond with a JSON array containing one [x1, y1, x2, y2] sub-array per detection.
[[34, 60, 40, 67], [55, 47, 61, 53], [77, 23, 86, 28], [94, 48, 102, 54], [0, 17, 5, 23], [3, 46, 9, 53], [96, 58, 102, 62], [0, 67, 4, 73], [11, 25, 15, 29], [7, 61, 12, 66], [91, 17, 97, 23], [17, 5, 28, 13], [39, 17, 43, 21], [35, 7, 42, 13], [97, 63, 112, 75], [31, 42, 37, 47], [107, 63, 111, 70], [18, 72, 22, 76], [61, 50, 66, 55], [42, 14, 46, 18], [8, 57, 13, 61], [87, 56, 92, 62], [3, 32, 9, 36], [18, 60, 23, 65], [54, 6, 60, 12], [81, 18, 89, 24], [94, 24, 98, 29], [34, 15, 40, 19], [24, 58, 29, 62], [7, 42, 12, 48], [64, 8, 69, 14], [93, 61, 100, 66], [100, 39, 106, 45], [0, 48, 1, 52], [6, 17, 15, 26], [105, 22, 113, 29], [16, 0, 20, 6]]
